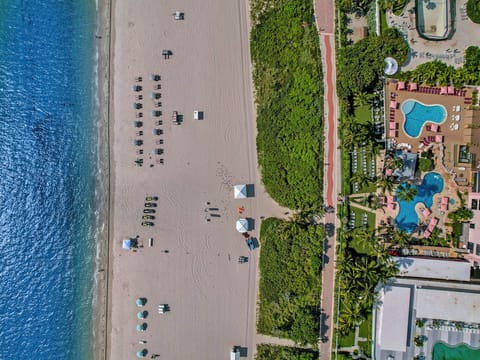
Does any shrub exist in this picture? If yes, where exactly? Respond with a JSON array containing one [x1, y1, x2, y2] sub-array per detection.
[[467, 0, 480, 24]]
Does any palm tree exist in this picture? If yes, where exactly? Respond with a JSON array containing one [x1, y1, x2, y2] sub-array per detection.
[[377, 175, 395, 194], [351, 173, 372, 191], [353, 90, 375, 107], [391, 229, 411, 246], [397, 183, 417, 202]]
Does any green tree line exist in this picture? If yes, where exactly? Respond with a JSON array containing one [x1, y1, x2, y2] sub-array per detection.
[[257, 218, 324, 346], [250, 0, 324, 210]]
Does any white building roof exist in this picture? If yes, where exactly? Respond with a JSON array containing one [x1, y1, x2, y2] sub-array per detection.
[[377, 285, 411, 352], [394, 257, 471, 282], [415, 287, 480, 323]]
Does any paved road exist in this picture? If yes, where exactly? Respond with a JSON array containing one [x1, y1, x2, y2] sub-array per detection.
[[313, 0, 340, 359]]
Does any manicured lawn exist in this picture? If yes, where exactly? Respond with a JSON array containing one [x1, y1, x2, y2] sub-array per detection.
[[358, 314, 372, 339], [351, 206, 376, 230], [380, 11, 388, 34], [354, 105, 372, 125], [338, 329, 355, 348]]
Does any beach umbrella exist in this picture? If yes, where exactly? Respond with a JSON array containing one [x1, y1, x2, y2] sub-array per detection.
[[122, 239, 132, 250], [136, 349, 148, 358], [236, 218, 249, 233], [136, 323, 147, 332], [136, 298, 147, 307], [137, 311, 149, 319], [234, 184, 247, 199]]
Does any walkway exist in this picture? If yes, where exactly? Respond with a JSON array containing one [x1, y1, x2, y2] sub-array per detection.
[[314, 0, 339, 359]]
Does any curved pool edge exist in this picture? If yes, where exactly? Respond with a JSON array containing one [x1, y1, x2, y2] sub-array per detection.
[[400, 99, 447, 139]]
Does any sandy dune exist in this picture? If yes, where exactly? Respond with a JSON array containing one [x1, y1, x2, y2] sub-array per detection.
[[107, 1, 288, 359]]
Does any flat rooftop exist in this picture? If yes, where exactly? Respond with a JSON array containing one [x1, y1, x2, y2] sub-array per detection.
[[394, 256, 471, 281]]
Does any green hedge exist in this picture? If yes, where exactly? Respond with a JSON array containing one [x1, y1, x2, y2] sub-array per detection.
[[467, 0, 480, 23], [257, 218, 324, 346], [251, 0, 323, 210], [255, 344, 318, 360]]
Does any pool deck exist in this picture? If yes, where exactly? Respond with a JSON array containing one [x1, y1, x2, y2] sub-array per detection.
[[378, 81, 480, 242], [386, 80, 478, 191]]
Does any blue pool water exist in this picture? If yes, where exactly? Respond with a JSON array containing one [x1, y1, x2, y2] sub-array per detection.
[[0, 1, 100, 359], [402, 99, 447, 138], [396, 172, 444, 233]]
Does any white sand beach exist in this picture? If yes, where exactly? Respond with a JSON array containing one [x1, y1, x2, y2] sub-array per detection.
[[107, 1, 288, 359]]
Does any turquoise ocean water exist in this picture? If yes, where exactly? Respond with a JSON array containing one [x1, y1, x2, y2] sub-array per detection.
[[0, 1, 100, 359]]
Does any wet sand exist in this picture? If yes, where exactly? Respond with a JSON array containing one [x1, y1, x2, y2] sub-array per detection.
[[106, 1, 287, 359]]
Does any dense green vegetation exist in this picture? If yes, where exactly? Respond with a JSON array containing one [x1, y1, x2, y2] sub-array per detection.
[[250, 0, 323, 210], [255, 344, 318, 360], [336, 245, 398, 335], [397, 47, 480, 87], [467, 0, 480, 23], [257, 218, 323, 346], [337, 28, 409, 108]]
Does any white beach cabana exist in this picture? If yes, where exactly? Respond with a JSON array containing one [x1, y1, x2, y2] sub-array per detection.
[[234, 184, 248, 199], [123, 239, 132, 250], [236, 218, 249, 233]]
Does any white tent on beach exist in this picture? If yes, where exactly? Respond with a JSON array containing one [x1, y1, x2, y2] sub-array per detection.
[[236, 218, 249, 233], [234, 184, 247, 199], [123, 239, 132, 250]]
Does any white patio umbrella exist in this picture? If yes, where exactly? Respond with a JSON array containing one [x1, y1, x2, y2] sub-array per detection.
[[236, 218, 249, 233], [234, 184, 247, 199]]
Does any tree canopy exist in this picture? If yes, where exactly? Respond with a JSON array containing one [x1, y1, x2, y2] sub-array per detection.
[[251, 0, 324, 210], [467, 0, 480, 23], [257, 218, 324, 346], [337, 28, 409, 105]]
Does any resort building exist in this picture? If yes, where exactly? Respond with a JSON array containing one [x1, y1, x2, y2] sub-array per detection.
[[386, 79, 480, 190], [465, 192, 480, 266], [373, 276, 480, 360], [416, 0, 452, 40], [378, 79, 480, 247]]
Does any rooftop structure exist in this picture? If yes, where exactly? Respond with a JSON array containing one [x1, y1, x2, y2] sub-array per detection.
[[394, 256, 471, 281], [465, 192, 480, 266], [416, 0, 452, 40], [374, 278, 480, 360], [392, 150, 417, 180]]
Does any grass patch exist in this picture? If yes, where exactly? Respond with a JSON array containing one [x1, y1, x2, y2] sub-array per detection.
[[351, 206, 376, 230], [380, 11, 388, 34], [338, 329, 355, 348], [257, 218, 324, 346], [354, 105, 372, 124], [358, 314, 372, 339], [358, 340, 372, 357]]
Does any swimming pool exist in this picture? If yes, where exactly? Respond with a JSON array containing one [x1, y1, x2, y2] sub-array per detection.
[[433, 342, 480, 359], [396, 172, 444, 233], [401, 99, 447, 138]]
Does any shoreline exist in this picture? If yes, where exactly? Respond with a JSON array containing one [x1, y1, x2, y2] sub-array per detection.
[[93, 0, 112, 359]]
